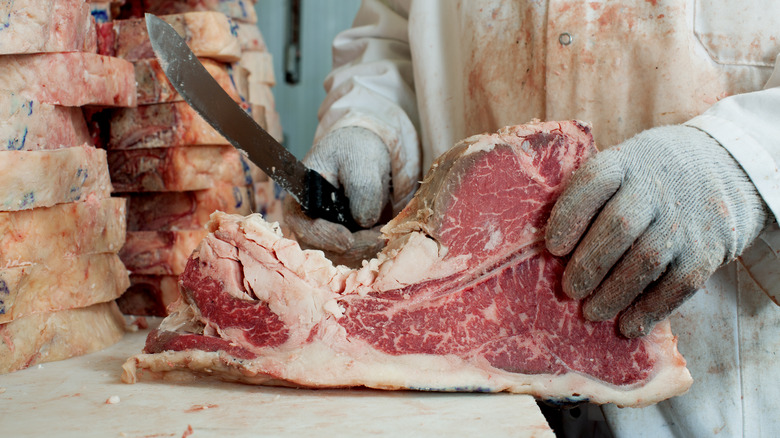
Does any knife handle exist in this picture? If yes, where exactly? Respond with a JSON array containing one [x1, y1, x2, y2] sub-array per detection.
[[302, 169, 363, 232]]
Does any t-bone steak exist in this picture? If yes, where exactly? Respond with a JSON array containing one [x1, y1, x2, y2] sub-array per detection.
[[122, 121, 692, 407]]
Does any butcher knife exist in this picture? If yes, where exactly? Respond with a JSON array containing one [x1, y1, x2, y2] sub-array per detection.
[[144, 14, 360, 231]]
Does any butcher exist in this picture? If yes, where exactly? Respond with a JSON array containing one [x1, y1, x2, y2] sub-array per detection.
[[283, 1, 780, 436]]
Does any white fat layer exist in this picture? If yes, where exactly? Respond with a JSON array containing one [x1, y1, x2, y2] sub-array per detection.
[[124, 321, 691, 408]]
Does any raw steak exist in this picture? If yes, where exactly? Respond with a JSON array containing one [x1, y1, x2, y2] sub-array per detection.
[[122, 121, 693, 407], [135, 58, 245, 105], [239, 51, 275, 87], [263, 106, 283, 143], [247, 81, 275, 110], [1, 93, 91, 151], [107, 145, 253, 192], [141, 0, 258, 23], [0, 196, 126, 266], [0, 0, 97, 55], [0, 146, 112, 212], [245, 103, 282, 143], [106, 102, 231, 149], [0, 253, 129, 324], [0, 53, 136, 107], [243, 82, 282, 140], [249, 164, 288, 233], [236, 22, 267, 52], [0, 301, 125, 374], [125, 183, 254, 231], [96, 12, 241, 62], [117, 274, 180, 316], [119, 229, 209, 275]]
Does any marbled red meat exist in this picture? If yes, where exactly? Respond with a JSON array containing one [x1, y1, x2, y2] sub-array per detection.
[[123, 121, 692, 407]]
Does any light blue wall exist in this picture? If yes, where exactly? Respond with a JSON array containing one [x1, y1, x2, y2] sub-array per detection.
[[255, 0, 361, 159]]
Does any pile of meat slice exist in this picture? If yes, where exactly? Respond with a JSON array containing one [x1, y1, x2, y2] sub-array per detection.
[[0, 0, 135, 374], [91, 8, 285, 316], [123, 120, 692, 408]]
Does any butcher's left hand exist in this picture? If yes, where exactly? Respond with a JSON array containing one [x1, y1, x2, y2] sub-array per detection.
[[545, 125, 768, 338]]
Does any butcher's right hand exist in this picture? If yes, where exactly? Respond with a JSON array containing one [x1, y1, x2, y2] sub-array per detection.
[[283, 126, 391, 266]]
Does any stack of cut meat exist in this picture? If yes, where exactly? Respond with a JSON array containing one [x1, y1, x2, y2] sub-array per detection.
[[0, 0, 136, 373], [115, 0, 288, 229], [90, 2, 286, 317]]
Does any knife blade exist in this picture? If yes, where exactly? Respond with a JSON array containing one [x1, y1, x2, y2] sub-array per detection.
[[144, 13, 360, 231]]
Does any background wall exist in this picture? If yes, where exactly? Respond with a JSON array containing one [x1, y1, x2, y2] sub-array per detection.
[[255, 0, 361, 159]]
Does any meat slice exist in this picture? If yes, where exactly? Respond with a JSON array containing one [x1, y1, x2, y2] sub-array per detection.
[[246, 82, 275, 111], [0, 146, 112, 212], [239, 51, 276, 87], [140, 0, 258, 23], [249, 166, 287, 230], [119, 229, 210, 275], [0, 53, 136, 107], [236, 22, 267, 52], [122, 121, 692, 407], [125, 184, 254, 231], [0, 253, 129, 324], [134, 58, 245, 105], [96, 12, 241, 62], [107, 146, 252, 192], [0, 0, 97, 55], [1, 93, 91, 151], [117, 275, 180, 317], [1, 302, 125, 374], [0, 196, 125, 265], [106, 102, 229, 149]]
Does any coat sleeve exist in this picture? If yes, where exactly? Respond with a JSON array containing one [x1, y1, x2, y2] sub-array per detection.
[[315, 0, 420, 214], [684, 53, 780, 305]]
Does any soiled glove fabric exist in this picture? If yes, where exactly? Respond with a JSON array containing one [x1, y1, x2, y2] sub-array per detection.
[[283, 126, 391, 267], [545, 125, 769, 338]]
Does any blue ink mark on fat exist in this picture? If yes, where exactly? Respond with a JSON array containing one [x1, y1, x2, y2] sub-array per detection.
[[68, 168, 88, 201], [228, 18, 239, 37], [7, 127, 27, 150], [233, 186, 244, 208], [226, 64, 247, 103], [239, 156, 252, 186], [1, 13, 11, 30], [91, 9, 109, 24], [273, 182, 285, 200], [24, 100, 33, 116], [79, 167, 89, 184], [238, 0, 248, 18], [0, 279, 6, 292], [19, 192, 35, 209]]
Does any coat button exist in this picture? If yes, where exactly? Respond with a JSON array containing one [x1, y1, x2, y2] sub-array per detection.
[[559, 32, 573, 46]]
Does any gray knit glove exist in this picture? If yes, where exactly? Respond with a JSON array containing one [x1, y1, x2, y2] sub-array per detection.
[[546, 125, 768, 338], [283, 126, 391, 266]]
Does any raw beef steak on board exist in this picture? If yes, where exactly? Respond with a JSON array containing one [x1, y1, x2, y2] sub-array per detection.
[[123, 121, 692, 407]]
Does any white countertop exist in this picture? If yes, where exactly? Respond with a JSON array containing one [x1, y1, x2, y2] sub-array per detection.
[[0, 323, 554, 437]]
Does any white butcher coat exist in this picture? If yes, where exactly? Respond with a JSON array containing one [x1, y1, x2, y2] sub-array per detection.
[[314, 1, 780, 436]]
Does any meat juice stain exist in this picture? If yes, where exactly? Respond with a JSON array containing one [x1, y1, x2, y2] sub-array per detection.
[[184, 404, 218, 413]]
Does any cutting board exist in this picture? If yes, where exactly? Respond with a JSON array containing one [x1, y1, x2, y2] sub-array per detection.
[[0, 322, 554, 437]]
